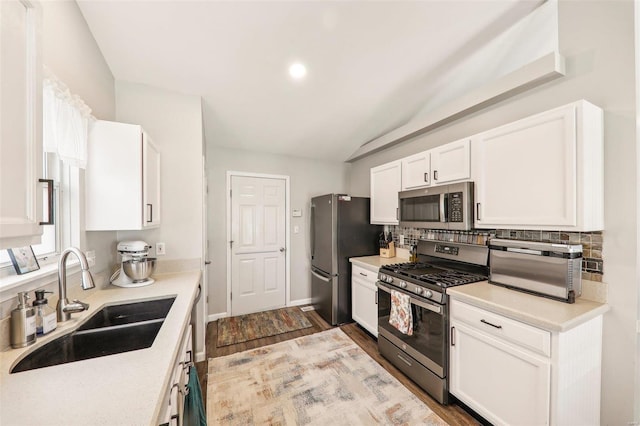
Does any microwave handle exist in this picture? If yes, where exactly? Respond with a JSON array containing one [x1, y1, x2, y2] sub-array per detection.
[[440, 193, 447, 223]]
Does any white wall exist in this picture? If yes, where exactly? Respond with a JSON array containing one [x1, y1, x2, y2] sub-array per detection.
[[349, 2, 638, 424], [41, 1, 116, 274], [115, 82, 204, 263], [206, 146, 350, 316]]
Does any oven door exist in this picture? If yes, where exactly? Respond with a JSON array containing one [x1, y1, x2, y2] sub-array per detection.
[[376, 281, 447, 378], [398, 187, 448, 229]]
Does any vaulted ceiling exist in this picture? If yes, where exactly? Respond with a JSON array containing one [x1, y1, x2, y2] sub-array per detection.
[[77, 0, 541, 161]]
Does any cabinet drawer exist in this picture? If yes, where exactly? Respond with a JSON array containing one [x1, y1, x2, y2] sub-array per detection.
[[352, 264, 377, 284], [450, 300, 550, 357]]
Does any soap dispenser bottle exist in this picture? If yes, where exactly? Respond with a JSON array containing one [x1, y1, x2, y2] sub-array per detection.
[[33, 290, 57, 335], [10, 292, 37, 348]]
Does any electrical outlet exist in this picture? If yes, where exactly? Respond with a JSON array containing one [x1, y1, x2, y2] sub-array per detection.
[[156, 242, 166, 256], [399, 235, 405, 245], [86, 250, 96, 267], [294, 225, 300, 234]]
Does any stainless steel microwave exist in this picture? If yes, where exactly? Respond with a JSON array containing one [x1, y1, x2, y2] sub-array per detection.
[[398, 182, 474, 230]]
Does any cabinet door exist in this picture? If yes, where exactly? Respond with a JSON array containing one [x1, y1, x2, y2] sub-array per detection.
[[351, 273, 378, 337], [85, 121, 143, 230], [430, 139, 470, 185], [370, 161, 401, 225], [450, 321, 551, 426], [143, 133, 161, 228], [0, 0, 43, 249], [401, 151, 430, 190], [474, 106, 577, 228]]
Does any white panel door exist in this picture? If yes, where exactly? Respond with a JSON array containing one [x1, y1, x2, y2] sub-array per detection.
[[231, 176, 286, 315]]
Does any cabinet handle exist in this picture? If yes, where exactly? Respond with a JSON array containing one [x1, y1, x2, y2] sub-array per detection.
[[451, 326, 455, 346], [424, 172, 429, 183], [434, 170, 438, 181], [375, 290, 378, 305], [476, 202, 481, 221], [396, 208, 399, 220], [397, 353, 413, 366], [481, 319, 502, 329], [359, 272, 367, 277], [39, 179, 54, 225], [147, 203, 153, 223]]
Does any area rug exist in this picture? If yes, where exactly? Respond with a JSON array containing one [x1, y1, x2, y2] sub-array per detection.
[[217, 307, 313, 347], [207, 328, 448, 425]]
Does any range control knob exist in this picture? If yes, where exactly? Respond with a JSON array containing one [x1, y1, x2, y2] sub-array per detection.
[[399, 281, 407, 289], [424, 290, 433, 298], [414, 287, 422, 295], [386, 276, 394, 284]]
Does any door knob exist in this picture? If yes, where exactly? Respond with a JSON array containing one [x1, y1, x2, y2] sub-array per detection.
[[280, 247, 286, 252]]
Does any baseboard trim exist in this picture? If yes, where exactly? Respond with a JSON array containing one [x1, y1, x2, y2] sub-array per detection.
[[207, 312, 227, 322], [289, 298, 312, 307]]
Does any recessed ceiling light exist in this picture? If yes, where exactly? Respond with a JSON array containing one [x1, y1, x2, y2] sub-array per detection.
[[289, 62, 307, 80]]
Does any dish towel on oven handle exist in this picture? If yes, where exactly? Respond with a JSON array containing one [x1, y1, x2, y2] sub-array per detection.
[[389, 289, 413, 336]]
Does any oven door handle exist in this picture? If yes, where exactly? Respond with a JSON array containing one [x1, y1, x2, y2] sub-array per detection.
[[376, 281, 442, 314]]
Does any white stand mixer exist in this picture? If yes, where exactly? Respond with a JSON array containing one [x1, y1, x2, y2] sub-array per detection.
[[110, 241, 155, 288]]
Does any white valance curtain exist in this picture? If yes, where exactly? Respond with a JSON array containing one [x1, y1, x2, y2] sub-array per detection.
[[43, 67, 95, 169]]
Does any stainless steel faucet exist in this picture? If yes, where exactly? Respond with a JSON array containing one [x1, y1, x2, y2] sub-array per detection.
[[56, 247, 95, 322]]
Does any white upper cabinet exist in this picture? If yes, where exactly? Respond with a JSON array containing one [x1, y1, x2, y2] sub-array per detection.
[[400, 139, 471, 191], [401, 151, 430, 190], [370, 160, 401, 225], [0, 0, 44, 249], [85, 120, 161, 230], [473, 100, 603, 231], [430, 139, 471, 184]]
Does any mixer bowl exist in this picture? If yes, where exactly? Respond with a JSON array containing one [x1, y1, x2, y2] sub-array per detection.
[[122, 258, 156, 282]]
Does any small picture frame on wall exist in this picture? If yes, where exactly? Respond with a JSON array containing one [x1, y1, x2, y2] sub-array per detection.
[[8, 246, 40, 275]]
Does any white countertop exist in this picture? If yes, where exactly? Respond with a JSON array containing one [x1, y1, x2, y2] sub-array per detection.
[[0, 270, 201, 426], [447, 282, 609, 332], [350, 254, 409, 272]]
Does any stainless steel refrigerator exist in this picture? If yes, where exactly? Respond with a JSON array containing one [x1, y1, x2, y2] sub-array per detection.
[[310, 194, 382, 325]]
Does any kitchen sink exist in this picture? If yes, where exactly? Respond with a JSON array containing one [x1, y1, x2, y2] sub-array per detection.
[[10, 297, 176, 373]]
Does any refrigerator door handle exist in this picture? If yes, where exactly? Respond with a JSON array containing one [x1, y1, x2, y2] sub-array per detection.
[[311, 270, 331, 282], [310, 204, 316, 259]]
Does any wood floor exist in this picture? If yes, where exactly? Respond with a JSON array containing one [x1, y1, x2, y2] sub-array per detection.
[[195, 308, 480, 426]]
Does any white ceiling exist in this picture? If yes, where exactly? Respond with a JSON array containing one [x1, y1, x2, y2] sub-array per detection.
[[77, 0, 541, 161]]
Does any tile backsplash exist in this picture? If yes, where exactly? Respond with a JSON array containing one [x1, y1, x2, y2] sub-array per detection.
[[389, 227, 604, 282]]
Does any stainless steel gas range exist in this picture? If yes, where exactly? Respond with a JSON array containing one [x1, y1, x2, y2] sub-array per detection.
[[376, 239, 489, 404]]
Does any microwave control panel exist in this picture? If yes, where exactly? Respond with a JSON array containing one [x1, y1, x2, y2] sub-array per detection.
[[449, 192, 463, 222]]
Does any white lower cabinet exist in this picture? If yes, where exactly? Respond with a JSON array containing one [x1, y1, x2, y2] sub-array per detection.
[[159, 324, 193, 426], [449, 299, 603, 426], [351, 264, 378, 337]]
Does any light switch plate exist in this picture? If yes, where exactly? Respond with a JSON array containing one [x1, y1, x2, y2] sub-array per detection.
[[399, 235, 405, 245], [292, 209, 302, 217]]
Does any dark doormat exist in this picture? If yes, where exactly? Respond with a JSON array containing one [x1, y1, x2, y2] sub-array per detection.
[[217, 307, 313, 347]]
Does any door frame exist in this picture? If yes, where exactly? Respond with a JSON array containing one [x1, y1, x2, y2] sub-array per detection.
[[225, 171, 291, 316]]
